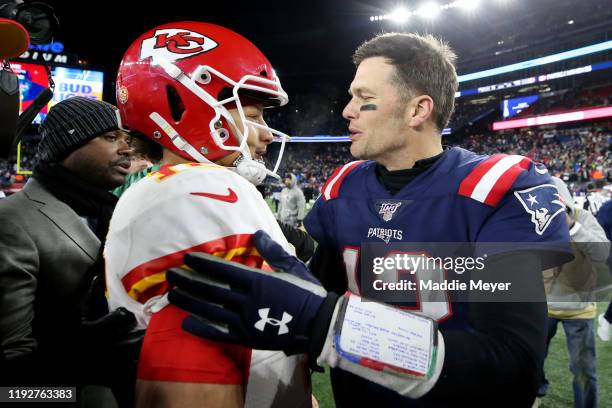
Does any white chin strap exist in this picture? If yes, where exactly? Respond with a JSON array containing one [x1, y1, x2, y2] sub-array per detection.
[[150, 111, 278, 186], [234, 156, 279, 186]]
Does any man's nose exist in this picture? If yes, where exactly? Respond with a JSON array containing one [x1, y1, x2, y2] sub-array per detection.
[[258, 122, 274, 144], [342, 99, 358, 121], [118, 137, 134, 157]]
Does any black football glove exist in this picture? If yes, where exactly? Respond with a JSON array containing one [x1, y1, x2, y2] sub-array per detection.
[[167, 230, 338, 362]]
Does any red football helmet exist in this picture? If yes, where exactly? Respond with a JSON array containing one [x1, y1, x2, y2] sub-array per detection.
[[116, 22, 289, 182]]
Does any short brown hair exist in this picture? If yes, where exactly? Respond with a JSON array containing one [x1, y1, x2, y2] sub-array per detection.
[[129, 131, 163, 163], [353, 33, 458, 131]]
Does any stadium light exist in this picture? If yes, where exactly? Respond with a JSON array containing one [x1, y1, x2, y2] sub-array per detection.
[[418, 2, 441, 19], [369, 0, 485, 22], [389, 7, 410, 23], [457, 0, 480, 10], [369, 14, 388, 22]]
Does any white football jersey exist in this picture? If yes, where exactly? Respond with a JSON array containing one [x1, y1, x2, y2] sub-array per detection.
[[104, 163, 311, 408]]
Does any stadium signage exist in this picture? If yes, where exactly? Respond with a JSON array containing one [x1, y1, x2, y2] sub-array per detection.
[[18, 42, 77, 65], [18, 50, 70, 64], [29, 42, 65, 53], [458, 40, 612, 83], [456, 61, 612, 98], [492, 106, 612, 131]]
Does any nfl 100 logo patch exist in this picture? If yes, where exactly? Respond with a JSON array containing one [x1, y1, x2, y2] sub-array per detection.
[[375, 200, 404, 222]]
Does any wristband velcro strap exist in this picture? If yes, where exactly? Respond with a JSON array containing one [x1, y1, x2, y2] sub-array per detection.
[[307, 291, 340, 371]]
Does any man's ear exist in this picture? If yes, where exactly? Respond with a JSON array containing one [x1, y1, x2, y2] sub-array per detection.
[[407, 95, 434, 128]]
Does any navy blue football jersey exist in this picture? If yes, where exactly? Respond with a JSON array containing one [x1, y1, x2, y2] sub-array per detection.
[[304, 147, 572, 406], [306, 147, 570, 305]]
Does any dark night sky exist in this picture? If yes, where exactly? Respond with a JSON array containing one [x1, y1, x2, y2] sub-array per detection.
[[43, 0, 612, 101], [48, 0, 369, 97]]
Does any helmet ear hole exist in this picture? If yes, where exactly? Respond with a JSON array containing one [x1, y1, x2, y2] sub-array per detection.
[[197, 71, 212, 84], [218, 87, 233, 102], [217, 128, 230, 142], [166, 85, 186, 122]]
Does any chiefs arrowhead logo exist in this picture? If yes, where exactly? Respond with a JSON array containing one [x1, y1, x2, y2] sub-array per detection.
[[140, 29, 218, 62]]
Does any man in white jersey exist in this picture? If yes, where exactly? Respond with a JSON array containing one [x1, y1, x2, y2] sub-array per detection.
[[104, 22, 310, 408]]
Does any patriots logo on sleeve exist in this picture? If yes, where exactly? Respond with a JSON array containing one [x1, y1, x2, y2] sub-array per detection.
[[514, 184, 565, 235]]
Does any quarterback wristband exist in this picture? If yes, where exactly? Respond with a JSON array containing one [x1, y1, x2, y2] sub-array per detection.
[[307, 291, 340, 372], [332, 292, 439, 380]]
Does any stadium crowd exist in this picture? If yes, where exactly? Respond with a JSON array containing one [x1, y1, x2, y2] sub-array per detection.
[[461, 123, 612, 182], [2, 121, 611, 200], [267, 122, 612, 199]]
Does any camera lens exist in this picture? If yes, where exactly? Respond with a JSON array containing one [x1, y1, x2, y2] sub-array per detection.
[[16, 5, 52, 44]]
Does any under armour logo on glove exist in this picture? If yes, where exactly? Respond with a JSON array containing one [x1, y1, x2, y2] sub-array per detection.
[[167, 230, 339, 359], [255, 308, 293, 335]]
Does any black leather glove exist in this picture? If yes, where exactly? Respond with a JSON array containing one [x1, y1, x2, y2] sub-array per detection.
[[81, 307, 138, 344], [79, 273, 143, 364]]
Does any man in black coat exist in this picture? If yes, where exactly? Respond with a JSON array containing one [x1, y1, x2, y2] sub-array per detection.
[[0, 97, 139, 406]]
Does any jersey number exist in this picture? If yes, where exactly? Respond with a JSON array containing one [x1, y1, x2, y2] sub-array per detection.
[[343, 247, 452, 322]]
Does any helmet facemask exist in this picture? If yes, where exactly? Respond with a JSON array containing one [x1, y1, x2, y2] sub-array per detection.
[[148, 55, 290, 184]]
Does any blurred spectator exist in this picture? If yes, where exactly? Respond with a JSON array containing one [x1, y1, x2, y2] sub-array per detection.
[[539, 177, 610, 408], [277, 173, 306, 228], [584, 183, 608, 216], [595, 199, 612, 342], [269, 142, 353, 197]]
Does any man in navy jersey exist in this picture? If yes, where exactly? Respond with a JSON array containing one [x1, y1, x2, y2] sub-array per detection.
[[166, 33, 573, 407]]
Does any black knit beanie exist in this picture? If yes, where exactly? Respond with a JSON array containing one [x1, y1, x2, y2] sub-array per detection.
[[38, 96, 121, 162]]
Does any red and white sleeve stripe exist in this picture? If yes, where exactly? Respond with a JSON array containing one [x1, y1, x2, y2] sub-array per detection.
[[458, 154, 531, 206], [322, 160, 364, 201]]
